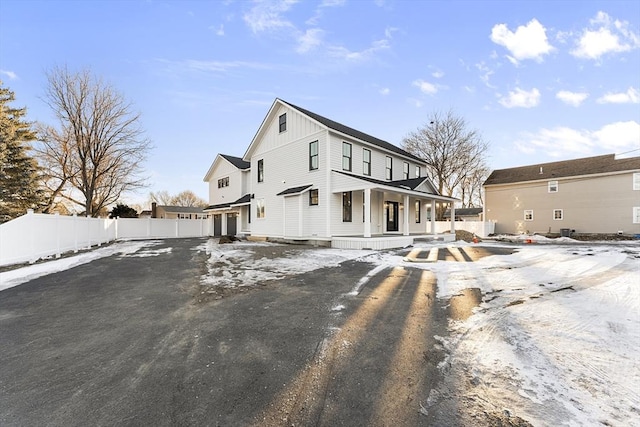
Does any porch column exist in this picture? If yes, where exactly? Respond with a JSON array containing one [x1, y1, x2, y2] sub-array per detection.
[[450, 204, 456, 234], [403, 195, 410, 236], [430, 200, 436, 235], [221, 211, 227, 235], [364, 188, 371, 238], [237, 208, 243, 233]]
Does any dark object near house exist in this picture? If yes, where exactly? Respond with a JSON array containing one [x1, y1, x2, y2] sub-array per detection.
[[560, 228, 571, 237], [219, 235, 238, 244]]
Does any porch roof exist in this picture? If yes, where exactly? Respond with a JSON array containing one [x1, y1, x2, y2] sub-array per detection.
[[331, 170, 458, 203], [204, 193, 251, 211], [276, 184, 313, 196]]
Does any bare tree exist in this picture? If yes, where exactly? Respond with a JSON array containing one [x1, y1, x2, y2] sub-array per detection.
[[34, 66, 151, 217], [149, 189, 207, 207], [402, 109, 489, 219]]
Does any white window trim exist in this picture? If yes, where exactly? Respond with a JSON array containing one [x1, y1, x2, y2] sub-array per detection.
[[633, 207, 640, 224], [548, 180, 558, 193], [524, 210, 533, 221], [256, 199, 265, 219], [633, 173, 640, 191], [553, 209, 563, 220]]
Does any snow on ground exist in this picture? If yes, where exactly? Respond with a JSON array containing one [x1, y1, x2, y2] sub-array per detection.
[[0, 240, 165, 291], [2, 236, 638, 425]]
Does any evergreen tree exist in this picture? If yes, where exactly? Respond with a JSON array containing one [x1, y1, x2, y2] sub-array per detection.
[[0, 82, 43, 222], [109, 203, 138, 218]]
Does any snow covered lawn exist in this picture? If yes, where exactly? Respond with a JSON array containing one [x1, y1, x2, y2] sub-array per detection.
[[1, 237, 638, 425]]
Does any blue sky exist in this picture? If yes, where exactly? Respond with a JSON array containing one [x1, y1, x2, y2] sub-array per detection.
[[1, 0, 639, 206]]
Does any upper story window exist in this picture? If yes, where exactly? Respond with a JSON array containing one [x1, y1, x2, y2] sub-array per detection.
[[309, 189, 319, 206], [385, 156, 393, 180], [278, 113, 286, 133], [524, 210, 533, 221], [403, 162, 409, 179], [363, 148, 371, 176], [634, 173, 640, 190], [342, 142, 352, 171], [217, 177, 229, 188], [309, 140, 319, 170], [257, 159, 264, 182], [342, 191, 352, 222], [548, 180, 558, 192], [416, 166, 421, 178]]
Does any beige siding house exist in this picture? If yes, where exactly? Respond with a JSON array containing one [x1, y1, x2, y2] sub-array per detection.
[[484, 154, 640, 236], [203, 98, 458, 248]]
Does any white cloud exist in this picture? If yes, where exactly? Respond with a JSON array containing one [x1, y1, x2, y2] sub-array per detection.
[[0, 69, 17, 80], [413, 79, 438, 95], [597, 87, 640, 104], [243, 0, 297, 34], [379, 87, 390, 95], [475, 61, 496, 89], [490, 18, 554, 63], [328, 38, 390, 62], [571, 11, 640, 60], [296, 28, 324, 53], [209, 24, 225, 36], [515, 121, 640, 158], [498, 87, 541, 108], [556, 90, 589, 107], [432, 70, 444, 79]]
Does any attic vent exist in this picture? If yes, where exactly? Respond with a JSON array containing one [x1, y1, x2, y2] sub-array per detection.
[[539, 167, 543, 174]]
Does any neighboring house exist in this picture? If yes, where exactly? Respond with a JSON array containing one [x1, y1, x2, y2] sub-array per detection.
[[151, 203, 208, 220], [203, 98, 457, 248], [443, 207, 483, 221], [483, 154, 640, 235]]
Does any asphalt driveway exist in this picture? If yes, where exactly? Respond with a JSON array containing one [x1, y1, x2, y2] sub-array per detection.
[[0, 238, 504, 426]]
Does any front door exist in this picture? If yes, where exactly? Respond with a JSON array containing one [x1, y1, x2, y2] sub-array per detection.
[[226, 213, 237, 236], [386, 201, 399, 232], [213, 214, 222, 236]]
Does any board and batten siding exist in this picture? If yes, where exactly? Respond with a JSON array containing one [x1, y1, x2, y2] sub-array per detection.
[[249, 123, 329, 238], [485, 171, 640, 235]]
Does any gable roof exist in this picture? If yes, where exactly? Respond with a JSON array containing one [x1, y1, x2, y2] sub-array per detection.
[[156, 205, 205, 214], [204, 194, 251, 211], [203, 153, 250, 182], [244, 98, 426, 163], [484, 154, 640, 186], [280, 99, 425, 163], [444, 207, 483, 218], [220, 154, 250, 170]]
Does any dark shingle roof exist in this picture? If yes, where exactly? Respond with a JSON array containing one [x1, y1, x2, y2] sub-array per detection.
[[204, 194, 251, 210], [276, 184, 313, 196], [157, 205, 205, 214], [444, 208, 482, 218], [231, 194, 251, 205], [279, 99, 425, 164], [220, 154, 250, 170], [484, 154, 640, 186], [334, 170, 438, 194]]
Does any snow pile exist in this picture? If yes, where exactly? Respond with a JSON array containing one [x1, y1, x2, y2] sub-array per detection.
[[391, 242, 640, 426]]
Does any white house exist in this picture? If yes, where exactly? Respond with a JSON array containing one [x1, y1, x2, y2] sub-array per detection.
[[203, 99, 457, 249]]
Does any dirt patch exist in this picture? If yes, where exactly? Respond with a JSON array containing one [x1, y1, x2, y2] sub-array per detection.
[[456, 229, 481, 243]]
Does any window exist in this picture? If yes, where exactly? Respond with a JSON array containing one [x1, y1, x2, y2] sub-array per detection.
[[416, 166, 421, 178], [217, 177, 229, 188], [403, 162, 409, 179], [634, 207, 640, 223], [415, 200, 421, 223], [386, 156, 393, 180], [634, 173, 640, 190], [363, 148, 371, 176], [342, 191, 352, 222], [524, 210, 533, 221], [256, 199, 265, 218], [553, 209, 563, 220], [257, 159, 264, 182], [309, 189, 319, 206], [309, 141, 319, 170], [279, 113, 286, 133], [548, 181, 558, 193], [342, 142, 352, 171]]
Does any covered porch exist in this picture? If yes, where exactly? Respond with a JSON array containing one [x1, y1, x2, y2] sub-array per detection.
[[330, 171, 458, 249]]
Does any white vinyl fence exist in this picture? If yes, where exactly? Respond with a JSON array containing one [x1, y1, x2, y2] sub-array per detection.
[[0, 210, 211, 267], [426, 220, 496, 238]]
